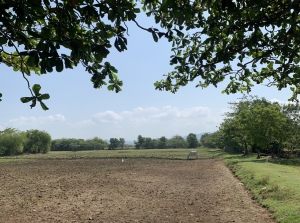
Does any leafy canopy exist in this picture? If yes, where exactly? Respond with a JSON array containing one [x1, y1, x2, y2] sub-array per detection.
[[1, 0, 300, 109]]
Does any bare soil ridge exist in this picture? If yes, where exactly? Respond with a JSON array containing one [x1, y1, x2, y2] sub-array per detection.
[[0, 158, 274, 223]]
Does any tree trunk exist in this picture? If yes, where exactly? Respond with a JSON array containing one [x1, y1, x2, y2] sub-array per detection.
[[243, 141, 249, 156], [257, 150, 261, 159]]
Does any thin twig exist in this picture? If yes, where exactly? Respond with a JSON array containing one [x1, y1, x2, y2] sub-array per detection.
[[4, 34, 34, 97], [123, 22, 129, 36], [132, 19, 151, 32]]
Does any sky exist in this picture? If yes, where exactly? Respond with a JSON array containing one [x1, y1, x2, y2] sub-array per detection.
[[0, 13, 293, 142]]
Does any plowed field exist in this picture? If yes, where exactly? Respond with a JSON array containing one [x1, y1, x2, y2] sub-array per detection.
[[0, 158, 274, 223]]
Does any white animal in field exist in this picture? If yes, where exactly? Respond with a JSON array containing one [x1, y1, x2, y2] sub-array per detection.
[[187, 151, 198, 159]]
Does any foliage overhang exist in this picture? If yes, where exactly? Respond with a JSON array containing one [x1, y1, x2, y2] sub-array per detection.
[[1, 0, 300, 109]]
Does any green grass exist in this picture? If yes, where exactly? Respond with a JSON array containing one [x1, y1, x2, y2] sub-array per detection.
[[1, 147, 216, 161], [0, 158, 24, 163], [212, 150, 300, 223]]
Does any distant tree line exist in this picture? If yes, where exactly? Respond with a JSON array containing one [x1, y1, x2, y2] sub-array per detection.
[[51, 137, 108, 151], [51, 137, 128, 151], [201, 96, 300, 158], [0, 128, 51, 155], [0, 127, 201, 156], [134, 133, 199, 149]]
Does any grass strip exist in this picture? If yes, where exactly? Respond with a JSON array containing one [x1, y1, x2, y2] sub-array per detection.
[[214, 150, 300, 223], [10, 148, 215, 160]]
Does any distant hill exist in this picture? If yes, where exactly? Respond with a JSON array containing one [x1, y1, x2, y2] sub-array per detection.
[[125, 140, 135, 145]]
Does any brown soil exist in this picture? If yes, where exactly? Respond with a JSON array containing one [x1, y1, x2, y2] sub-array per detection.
[[0, 158, 275, 223]]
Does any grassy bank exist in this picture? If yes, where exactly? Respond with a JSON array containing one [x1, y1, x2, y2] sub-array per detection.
[[215, 150, 300, 223]]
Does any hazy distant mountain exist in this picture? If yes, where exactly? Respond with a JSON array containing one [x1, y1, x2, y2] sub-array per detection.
[[125, 140, 135, 145]]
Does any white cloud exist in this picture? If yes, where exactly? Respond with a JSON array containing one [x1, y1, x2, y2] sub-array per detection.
[[121, 107, 160, 116], [46, 114, 66, 122], [151, 106, 210, 120], [92, 111, 122, 123], [9, 114, 66, 125], [73, 119, 96, 127], [270, 98, 294, 105], [96, 104, 217, 126], [71, 106, 224, 139]]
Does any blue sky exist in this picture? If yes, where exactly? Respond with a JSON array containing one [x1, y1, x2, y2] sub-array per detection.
[[0, 14, 293, 141]]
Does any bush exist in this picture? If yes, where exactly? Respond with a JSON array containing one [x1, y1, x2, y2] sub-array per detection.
[[24, 129, 52, 154], [0, 128, 27, 155]]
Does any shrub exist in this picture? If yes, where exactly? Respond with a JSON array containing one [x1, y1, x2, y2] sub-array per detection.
[[24, 129, 52, 154], [0, 128, 27, 155]]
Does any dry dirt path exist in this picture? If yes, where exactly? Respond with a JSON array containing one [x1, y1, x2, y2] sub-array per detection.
[[0, 158, 275, 223]]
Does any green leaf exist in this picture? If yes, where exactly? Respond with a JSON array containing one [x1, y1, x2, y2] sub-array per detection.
[[39, 93, 50, 100], [34, 53, 39, 67], [40, 60, 46, 74], [36, 41, 45, 51], [27, 30, 42, 38], [32, 84, 41, 96], [41, 27, 51, 38], [55, 59, 64, 72], [152, 31, 158, 42], [161, 0, 170, 12], [267, 62, 274, 70], [43, 0, 50, 6], [63, 58, 73, 69], [20, 97, 34, 103], [107, 85, 114, 91], [114, 38, 121, 52], [30, 99, 37, 109], [39, 101, 49, 110], [118, 38, 127, 51], [170, 57, 178, 64], [173, 29, 184, 38], [0, 37, 7, 45], [26, 54, 36, 67]]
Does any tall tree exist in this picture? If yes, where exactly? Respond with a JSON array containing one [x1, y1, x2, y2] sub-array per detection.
[[280, 104, 300, 154], [86, 137, 108, 150], [167, 135, 188, 148], [200, 133, 218, 148], [157, 136, 167, 149], [143, 137, 156, 149], [119, 138, 125, 149], [237, 103, 286, 155], [218, 119, 245, 152], [134, 135, 145, 149], [219, 96, 287, 155], [186, 133, 198, 148], [2, 1, 300, 109], [109, 138, 120, 150]]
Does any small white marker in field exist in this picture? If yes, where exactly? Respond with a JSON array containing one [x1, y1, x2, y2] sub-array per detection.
[[122, 159, 124, 163]]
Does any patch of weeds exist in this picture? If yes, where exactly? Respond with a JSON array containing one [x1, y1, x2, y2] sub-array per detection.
[[270, 187, 295, 201], [256, 176, 270, 186], [273, 159, 300, 167], [259, 184, 295, 201]]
